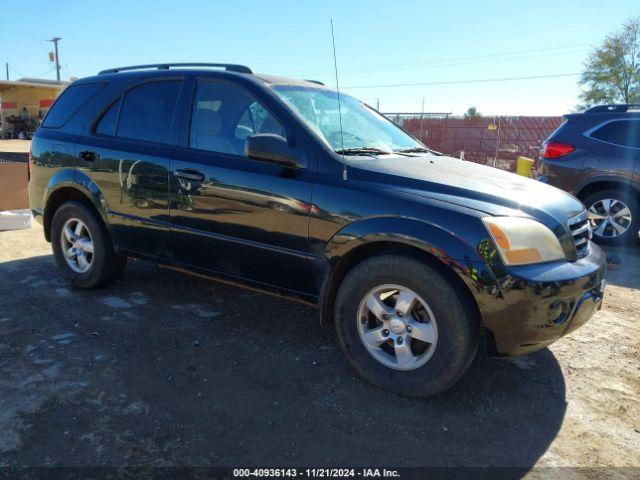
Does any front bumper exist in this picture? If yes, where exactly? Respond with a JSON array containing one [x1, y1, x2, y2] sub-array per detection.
[[483, 243, 606, 356]]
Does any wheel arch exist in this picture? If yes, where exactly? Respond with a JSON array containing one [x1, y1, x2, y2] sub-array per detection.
[[43, 173, 110, 242], [576, 178, 640, 203], [318, 217, 490, 329]]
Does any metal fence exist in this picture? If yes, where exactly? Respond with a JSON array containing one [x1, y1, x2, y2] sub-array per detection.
[[384, 113, 563, 172]]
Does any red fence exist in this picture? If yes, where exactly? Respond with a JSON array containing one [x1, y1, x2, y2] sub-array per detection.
[[391, 115, 563, 172]]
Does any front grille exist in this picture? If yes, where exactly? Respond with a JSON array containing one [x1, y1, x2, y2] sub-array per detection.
[[567, 211, 591, 258]]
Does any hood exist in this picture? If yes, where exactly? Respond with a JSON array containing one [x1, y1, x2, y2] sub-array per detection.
[[348, 153, 585, 224]]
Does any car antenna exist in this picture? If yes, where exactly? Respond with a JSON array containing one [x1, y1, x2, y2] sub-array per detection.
[[331, 19, 348, 181]]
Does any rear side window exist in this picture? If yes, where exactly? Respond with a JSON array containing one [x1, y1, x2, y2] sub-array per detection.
[[590, 120, 640, 148], [96, 98, 121, 136], [42, 83, 105, 128], [116, 80, 181, 144]]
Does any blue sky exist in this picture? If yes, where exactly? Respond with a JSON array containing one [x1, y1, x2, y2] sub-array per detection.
[[1, 0, 638, 115]]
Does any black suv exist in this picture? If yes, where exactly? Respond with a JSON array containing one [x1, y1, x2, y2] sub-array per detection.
[[538, 104, 640, 245], [29, 63, 606, 397]]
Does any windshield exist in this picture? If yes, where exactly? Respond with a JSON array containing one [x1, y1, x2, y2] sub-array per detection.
[[272, 86, 424, 153]]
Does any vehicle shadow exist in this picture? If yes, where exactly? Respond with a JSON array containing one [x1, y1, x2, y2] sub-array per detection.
[[601, 244, 640, 290], [0, 254, 566, 473]]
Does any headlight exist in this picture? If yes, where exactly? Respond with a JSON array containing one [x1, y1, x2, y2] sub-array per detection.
[[482, 217, 565, 265]]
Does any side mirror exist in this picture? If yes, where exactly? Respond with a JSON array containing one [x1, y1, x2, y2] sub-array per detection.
[[246, 134, 299, 168]]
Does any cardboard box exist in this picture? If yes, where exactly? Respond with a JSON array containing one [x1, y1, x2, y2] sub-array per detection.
[[0, 162, 29, 211]]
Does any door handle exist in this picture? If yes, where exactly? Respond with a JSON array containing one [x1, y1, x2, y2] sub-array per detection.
[[174, 169, 205, 182], [79, 150, 98, 162]]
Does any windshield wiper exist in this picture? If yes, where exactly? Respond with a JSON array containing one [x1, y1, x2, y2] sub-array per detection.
[[395, 147, 443, 155], [334, 147, 392, 156]]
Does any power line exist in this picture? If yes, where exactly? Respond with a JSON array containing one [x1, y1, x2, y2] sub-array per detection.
[[343, 72, 581, 89], [8, 65, 55, 79], [61, 63, 74, 78], [0, 29, 51, 41], [292, 48, 589, 77], [345, 48, 590, 74], [294, 43, 592, 74]]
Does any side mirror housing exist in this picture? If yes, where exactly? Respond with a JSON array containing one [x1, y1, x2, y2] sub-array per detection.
[[246, 134, 299, 168]]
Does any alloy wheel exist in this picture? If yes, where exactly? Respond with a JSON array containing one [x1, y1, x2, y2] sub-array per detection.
[[357, 284, 438, 371], [588, 199, 632, 239], [60, 218, 94, 273]]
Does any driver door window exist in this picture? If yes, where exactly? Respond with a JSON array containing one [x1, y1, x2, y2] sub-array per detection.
[[189, 82, 283, 156], [236, 102, 284, 139]]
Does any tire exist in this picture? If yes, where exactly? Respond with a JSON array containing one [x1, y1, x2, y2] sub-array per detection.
[[51, 201, 127, 288], [334, 254, 479, 398], [582, 189, 639, 246]]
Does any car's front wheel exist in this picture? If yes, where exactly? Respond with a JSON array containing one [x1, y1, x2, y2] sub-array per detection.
[[334, 253, 479, 397], [583, 189, 639, 245], [51, 201, 127, 288]]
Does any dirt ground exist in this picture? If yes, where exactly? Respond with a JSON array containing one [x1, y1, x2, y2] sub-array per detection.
[[0, 224, 638, 473]]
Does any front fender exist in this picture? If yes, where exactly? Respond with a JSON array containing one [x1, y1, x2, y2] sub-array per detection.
[[320, 216, 502, 328], [325, 216, 485, 265]]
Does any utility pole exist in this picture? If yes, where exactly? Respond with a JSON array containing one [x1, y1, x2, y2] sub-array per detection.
[[493, 115, 501, 168], [5, 62, 8, 81], [420, 97, 425, 141], [49, 37, 62, 81]]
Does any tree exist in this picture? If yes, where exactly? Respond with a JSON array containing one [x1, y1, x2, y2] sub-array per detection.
[[464, 106, 481, 118], [579, 17, 640, 108]]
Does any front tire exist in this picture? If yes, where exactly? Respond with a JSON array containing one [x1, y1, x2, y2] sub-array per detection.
[[334, 254, 479, 397], [583, 189, 639, 245], [51, 201, 127, 288]]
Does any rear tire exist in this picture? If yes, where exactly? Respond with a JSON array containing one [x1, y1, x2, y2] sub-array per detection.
[[51, 201, 127, 288], [334, 253, 479, 397], [582, 189, 639, 246]]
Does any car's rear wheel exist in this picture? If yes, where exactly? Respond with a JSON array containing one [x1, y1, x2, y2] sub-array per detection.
[[51, 201, 127, 288], [583, 189, 639, 245], [334, 253, 479, 397]]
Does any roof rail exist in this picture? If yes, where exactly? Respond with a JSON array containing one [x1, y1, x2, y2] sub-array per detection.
[[304, 79, 325, 86], [585, 104, 640, 113], [98, 63, 253, 75]]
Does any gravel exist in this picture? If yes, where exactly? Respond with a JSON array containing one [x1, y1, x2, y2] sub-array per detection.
[[0, 224, 638, 469]]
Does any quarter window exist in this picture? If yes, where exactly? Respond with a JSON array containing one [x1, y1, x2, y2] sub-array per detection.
[[42, 83, 105, 128], [116, 80, 181, 144], [190, 81, 283, 155], [590, 120, 640, 148], [95, 98, 121, 136]]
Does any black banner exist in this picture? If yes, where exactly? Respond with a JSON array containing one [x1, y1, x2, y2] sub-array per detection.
[[0, 467, 637, 480]]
